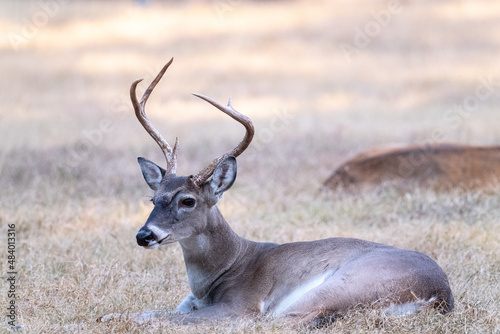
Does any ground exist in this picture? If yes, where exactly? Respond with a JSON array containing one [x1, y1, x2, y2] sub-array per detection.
[[0, 0, 499, 333]]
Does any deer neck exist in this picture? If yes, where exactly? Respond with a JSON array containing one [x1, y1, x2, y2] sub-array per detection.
[[178, 206, 245, 299]]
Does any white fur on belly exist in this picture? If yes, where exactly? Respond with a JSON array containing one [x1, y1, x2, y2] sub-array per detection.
[[272, 271, 332, 316]]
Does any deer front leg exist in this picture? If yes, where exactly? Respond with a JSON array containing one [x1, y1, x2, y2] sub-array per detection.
[[99, 293, 196, 323], [98, 310, 171, 323], [133, 294, 237, 323], [174, 293, 198, 314], [98, 293, 196, 323], [167, 303, 238, 324], [99, 298, 237, 324]]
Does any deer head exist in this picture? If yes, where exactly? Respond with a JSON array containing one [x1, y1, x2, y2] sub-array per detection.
[[132, 58, 254, 249]]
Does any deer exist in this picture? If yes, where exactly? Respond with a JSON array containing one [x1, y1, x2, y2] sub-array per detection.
[[323, 143, 500, 193], [100, 58, 454, 325]]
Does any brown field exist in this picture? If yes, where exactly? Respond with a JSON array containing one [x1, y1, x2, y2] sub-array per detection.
[[1, 0, 500, 333]]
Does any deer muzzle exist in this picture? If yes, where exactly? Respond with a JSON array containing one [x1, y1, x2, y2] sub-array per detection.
[[136, 229, 156, 247]]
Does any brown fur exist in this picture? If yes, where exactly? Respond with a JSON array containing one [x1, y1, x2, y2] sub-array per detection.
[[323, 143, 500, 193]]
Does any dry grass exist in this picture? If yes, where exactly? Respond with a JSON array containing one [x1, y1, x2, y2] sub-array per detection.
[[1, 0, 500, 333]]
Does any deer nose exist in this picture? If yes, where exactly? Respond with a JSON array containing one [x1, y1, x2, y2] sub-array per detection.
[[136, 229, 156, 246]]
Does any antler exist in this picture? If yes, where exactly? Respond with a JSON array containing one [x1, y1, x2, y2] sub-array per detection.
[[131, 58, 179, 175], [191, 93, 255, 187]]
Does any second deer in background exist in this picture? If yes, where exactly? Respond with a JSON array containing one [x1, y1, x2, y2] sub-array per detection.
[[323, 143, 500, 193]]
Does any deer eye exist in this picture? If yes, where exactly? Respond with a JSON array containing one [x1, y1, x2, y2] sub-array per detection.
[[181, 198, 195, 208]]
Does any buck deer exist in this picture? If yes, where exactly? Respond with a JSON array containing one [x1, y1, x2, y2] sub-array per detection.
[[323, 143, 500, 193], [100, 58, 454, 325]]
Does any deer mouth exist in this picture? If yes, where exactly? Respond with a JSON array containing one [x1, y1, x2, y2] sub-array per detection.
[[143, 237, 172, 249], [144, 243, 160, 250], [157, 235, 175, 246]]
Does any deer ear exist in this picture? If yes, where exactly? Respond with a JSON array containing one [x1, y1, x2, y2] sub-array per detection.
[[209, 156, 237, 199], [138, 157, 166, 191]]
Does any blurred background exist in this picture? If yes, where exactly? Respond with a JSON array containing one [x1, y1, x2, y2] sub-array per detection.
[[2, 0, 500, 193], [3, 0, 500, 239]]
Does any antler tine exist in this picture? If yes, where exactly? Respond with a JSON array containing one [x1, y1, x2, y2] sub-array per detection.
[[190, 93, 255, 186], [131, 58, 178, 175]]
